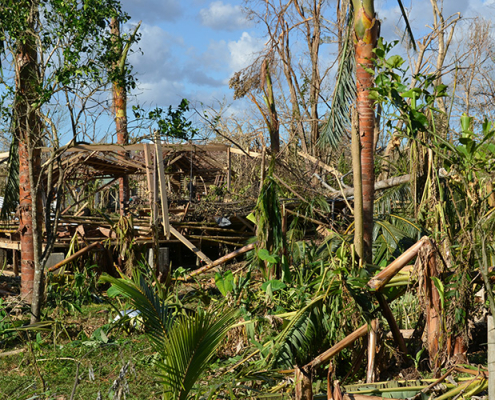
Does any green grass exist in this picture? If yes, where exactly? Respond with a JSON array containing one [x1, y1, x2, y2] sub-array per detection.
[[0, 304, 162, 400]]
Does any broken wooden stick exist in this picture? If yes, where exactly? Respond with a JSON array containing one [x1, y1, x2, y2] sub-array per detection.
[[368, 237, 428, 291], [366, 319, 378, 383], [47, 241, 104, 273], [180, 242, 256, 281], [304, 324, 368, 370]]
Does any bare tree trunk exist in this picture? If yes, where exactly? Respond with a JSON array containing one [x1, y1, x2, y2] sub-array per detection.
[[16, 2, 43, 318], [294, 0, 322, 153]]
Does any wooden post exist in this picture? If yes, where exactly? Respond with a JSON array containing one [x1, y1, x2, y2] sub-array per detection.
[[227, 147, 231, 190], [488, 315, 495, 399], [143, 143, 154, 222], [154, 136, 170, 238], [169, 226, 212, 265]]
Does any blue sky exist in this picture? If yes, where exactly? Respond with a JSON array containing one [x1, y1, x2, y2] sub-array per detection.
[[121, 0, 261, 111], [118, 0, 494, 115]]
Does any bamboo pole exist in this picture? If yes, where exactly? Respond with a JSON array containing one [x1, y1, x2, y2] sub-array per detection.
[[143, 144, 154, 218]]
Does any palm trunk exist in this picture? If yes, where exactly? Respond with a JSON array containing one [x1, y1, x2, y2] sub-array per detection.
[[111, 17, 129, 215], [352, 0, 379, 263]]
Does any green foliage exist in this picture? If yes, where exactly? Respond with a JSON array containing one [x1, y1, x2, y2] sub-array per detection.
[[156, 309, 237, 400], [370, 39, 447, 138], [215, 270, 234, 297], [319, 8, 355, 151], [132, 98, 198, 141], [0, 0, 134, 99], [46, 265, 99, 315], [101, 271, 177, 350]]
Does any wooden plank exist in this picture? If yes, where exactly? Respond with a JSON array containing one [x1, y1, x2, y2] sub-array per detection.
[[0, 240, 21, 250], [41, 143, 229, 153], [143, 144, 155, 224], [155, 138, 170, 238], [169, 226, 212, 265]]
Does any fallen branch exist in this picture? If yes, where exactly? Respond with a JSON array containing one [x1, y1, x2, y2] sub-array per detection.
[[333, 174, 412, 198], [304, 324, 368, 370], [47, 241, 104, 273], [180, 242, 256, 281], [0, 348, 26, 358]]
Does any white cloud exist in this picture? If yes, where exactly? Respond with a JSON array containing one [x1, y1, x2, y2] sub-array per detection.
[[227, 32, 264, 72], [199, 1, 252, 31], [128, 24, 184, 83], [131, 79, 185, 107]]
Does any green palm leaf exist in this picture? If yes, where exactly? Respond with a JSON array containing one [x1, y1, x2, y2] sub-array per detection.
[[100, 272, 176, 349], [156, 309, 237, 400], [319, 8, 356, 151]]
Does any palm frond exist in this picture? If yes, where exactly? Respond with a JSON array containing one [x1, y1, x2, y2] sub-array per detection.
[[100, 272, 176, 349], [396, 0, 417, 51], [372, 215, 421, 265], [319, 8, 356, 151], [374, 182, 413, 215], [269, 296, 324, 368], [157, 309, 237, 400]]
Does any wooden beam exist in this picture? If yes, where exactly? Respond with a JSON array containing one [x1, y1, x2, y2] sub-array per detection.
[[229, 148, 261, 157], [155, 138, 170, 239], [0, 240, 21, 250], [169, 226, 212, 265], [41, 143, 229, 153]]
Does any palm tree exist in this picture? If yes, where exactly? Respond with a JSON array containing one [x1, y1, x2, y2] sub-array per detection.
[[322, 0, 414, 263], [352, 0, 380, 263]]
